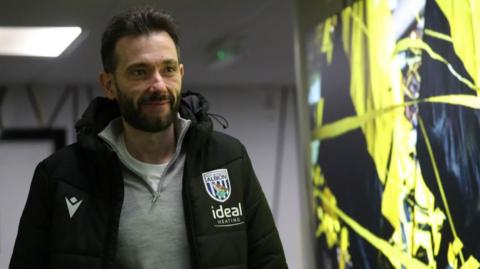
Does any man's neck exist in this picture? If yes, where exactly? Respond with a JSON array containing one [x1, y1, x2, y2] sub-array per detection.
[[122, 120, 176, 164]]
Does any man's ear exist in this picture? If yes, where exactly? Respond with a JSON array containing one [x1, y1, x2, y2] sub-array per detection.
[[99, 72, 116, 100], [179, 63, 184, 78]]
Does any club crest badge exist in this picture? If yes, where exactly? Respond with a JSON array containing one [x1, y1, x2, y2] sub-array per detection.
[[202, 169, 231, 202]]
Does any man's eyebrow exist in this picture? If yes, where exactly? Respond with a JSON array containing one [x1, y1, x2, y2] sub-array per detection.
[[163, 59, 179, 65], [126, 62, 148, 69]]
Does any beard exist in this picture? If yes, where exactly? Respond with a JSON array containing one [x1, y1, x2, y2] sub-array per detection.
[[115, 82, 180, 133]]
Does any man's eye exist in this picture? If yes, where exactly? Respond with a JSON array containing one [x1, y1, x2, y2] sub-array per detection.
[[164, 66, 177, 73], [131, 69, 147, 76]]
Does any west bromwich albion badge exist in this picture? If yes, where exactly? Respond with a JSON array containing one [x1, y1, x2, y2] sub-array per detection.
[[202, 169, 231, 202]]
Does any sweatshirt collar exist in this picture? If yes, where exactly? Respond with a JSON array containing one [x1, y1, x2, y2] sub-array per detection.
[[98, 114, 191, 168]]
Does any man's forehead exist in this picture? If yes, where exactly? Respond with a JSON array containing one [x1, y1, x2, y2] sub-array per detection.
[[116, 32, 176, 50], [114, 31, 179, 65]]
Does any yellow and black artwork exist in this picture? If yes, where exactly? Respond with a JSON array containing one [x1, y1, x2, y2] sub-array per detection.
[[307, 0, 480, 268]]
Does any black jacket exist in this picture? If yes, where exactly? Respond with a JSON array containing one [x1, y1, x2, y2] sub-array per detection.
[[10, 91, 287, 269]]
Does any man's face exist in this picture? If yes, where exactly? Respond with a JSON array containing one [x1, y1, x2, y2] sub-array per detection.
[[101, 31, 184, 132]]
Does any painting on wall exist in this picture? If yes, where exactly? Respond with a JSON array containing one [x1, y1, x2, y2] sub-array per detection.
[[305, 0, 480, 268]]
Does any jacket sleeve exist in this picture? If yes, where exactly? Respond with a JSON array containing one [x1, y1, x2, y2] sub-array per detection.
[[241, 146, 288, 269], [10, 161, 52, 269]]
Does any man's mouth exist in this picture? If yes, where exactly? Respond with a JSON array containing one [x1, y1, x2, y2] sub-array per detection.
[[139, 93, 173, 108], [143, 100, 170, 105]]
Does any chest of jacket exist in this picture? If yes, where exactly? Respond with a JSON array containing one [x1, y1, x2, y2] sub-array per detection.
[[47, 133, 249, 269]]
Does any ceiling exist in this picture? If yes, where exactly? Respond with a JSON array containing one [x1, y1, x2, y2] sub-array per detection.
[[0, 0, 296, 88]]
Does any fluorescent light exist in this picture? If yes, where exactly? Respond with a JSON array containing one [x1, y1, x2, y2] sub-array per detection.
[[0, 27, 82, 57]]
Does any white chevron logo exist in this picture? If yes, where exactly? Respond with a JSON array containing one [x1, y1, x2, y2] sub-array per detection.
[[65, 196, 83, 219]]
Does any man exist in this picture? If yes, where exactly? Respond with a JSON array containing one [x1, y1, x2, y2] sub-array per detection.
[[10, 6, 287, 269]]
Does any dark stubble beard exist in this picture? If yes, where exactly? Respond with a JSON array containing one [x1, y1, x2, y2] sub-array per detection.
[[115, 81, 180, 133]]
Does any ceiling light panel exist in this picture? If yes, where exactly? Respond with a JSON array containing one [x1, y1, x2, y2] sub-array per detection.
[[0, 26, 82, 57]]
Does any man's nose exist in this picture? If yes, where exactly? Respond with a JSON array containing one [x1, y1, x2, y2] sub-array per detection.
[[148, 72, 167, 91]]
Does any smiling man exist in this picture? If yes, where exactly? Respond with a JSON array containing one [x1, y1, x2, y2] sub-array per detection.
[[10, 6, 287, 269]]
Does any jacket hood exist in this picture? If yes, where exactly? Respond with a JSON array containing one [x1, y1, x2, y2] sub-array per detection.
[[75, 90, 213, 151], [178, 90, 212, 134]]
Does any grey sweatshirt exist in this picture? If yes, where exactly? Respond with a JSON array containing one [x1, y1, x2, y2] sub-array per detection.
[[99, 116, 191, 269]]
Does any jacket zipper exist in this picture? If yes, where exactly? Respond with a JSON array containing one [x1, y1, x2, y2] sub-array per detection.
[[152, 191, 160, 203]]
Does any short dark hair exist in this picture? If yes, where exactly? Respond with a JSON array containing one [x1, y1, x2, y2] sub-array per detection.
[[101, 6, 180, 73]]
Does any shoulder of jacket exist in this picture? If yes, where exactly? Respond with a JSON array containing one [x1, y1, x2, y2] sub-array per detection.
[[42, 142, 81, 163], [208, 131, 246, 155], [40, 143, 89, 179], [189, 131, 249, 171]]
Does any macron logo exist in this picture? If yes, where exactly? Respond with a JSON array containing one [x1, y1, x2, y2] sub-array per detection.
[[65, 196, 83, 219]]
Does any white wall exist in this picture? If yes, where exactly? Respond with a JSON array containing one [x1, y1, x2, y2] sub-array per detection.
[[0, 85, 306, 268]]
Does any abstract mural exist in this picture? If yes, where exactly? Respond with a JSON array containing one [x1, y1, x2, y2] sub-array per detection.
[[306, 0, 480, 268]]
